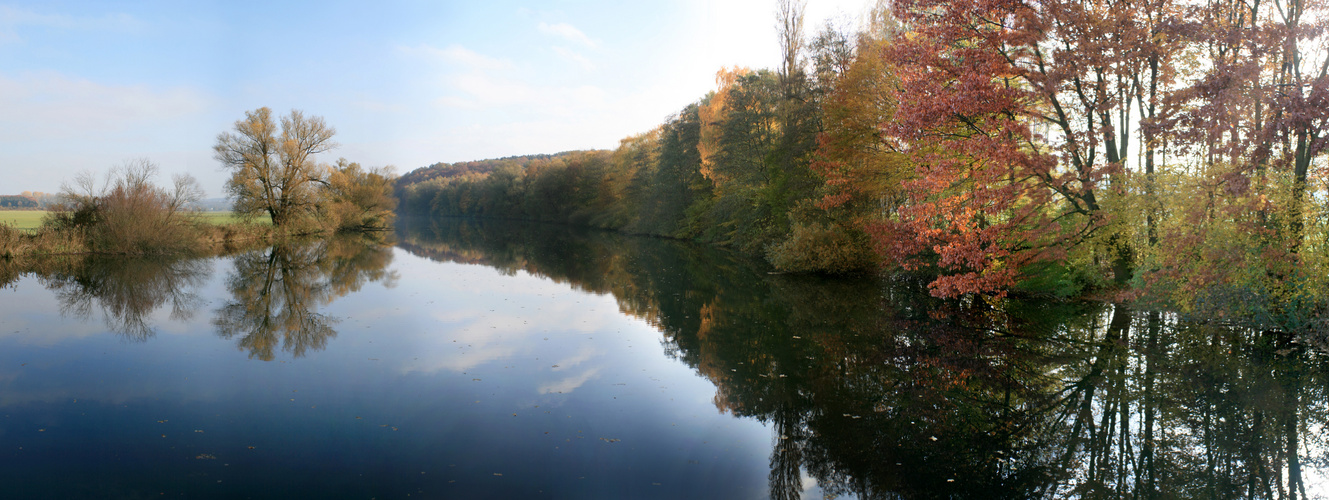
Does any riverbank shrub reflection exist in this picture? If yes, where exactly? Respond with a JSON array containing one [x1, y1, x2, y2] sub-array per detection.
[[6, 234, 394, 359], [41, 256, 209, 341], [398, 218, 1329, 499]]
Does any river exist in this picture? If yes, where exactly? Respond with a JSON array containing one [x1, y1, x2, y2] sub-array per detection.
[[0, 218, 1325, 499]]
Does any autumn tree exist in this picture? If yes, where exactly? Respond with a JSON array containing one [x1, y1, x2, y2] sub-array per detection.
[[214, 107, 338, 228], [318, 159, 399, 232], [876, 0, 1213, 296], [1167, 0, 1329, 246], [1127, 0, 1329, 329], [773, 10, 906, 274]]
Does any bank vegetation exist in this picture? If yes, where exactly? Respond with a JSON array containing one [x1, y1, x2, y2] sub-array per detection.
[[1, 108, 398, 262], [395, 0, 1329, 336]]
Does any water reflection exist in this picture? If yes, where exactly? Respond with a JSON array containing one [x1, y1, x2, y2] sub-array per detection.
[[4, 234, 396, 359], [215, 234, 398, 360], [39, 256, 209, 341], [398, 218, 1329, 499]]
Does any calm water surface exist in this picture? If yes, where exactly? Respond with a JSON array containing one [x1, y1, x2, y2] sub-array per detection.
[[1, 220, 1327, 499]]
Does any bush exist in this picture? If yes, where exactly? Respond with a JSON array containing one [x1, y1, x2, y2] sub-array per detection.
[[0, 223, 18, 259], [47, 159, 205, 254], [767, 222, 875, 274], [316, 159, 399, 232], [1012, 259, 1087, 299]]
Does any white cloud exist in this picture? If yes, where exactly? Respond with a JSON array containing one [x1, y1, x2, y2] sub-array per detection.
[[0, 5, 142, 43], [431, 66, 610, 120], [0, 71, 209, 143], [537, 21, 597, 48], [448, 71, 534, 106], [397, 43, 512, 71], [538, 367, 600, 394], [552, 346, 600, 370], [552, 46, 595, 71]]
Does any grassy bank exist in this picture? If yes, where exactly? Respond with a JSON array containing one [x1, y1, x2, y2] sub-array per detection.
[[1, 211, 281, 260], [0, 210, 269, 232]]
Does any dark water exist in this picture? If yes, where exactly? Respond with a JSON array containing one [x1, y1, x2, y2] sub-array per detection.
[[0, 221, 1325, 499]]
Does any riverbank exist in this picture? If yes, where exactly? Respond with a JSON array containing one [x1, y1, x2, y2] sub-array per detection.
[[2, 217, 291, 261]]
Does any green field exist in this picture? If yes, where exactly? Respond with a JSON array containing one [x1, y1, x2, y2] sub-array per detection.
[[0, 210, 45, 231], [1, 210, 268, 231], [193, 211, 271, 225]]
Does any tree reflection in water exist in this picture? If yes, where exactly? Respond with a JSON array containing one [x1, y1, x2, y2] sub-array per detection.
[[400, 218, 1329, 499], [39, 256, 209, 341], [214, 234, 397, 361]]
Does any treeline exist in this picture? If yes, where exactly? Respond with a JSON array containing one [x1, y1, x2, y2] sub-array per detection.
[[395, 152, 583, 188], [397, 1, 1329, 332], [395, 60, 865, 269], [0, 192, 60, 209]]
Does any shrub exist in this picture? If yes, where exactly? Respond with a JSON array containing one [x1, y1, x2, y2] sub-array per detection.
[[316, 159, 399, 232], [47, 159, 205, 254], [767, 222, 875, 274]]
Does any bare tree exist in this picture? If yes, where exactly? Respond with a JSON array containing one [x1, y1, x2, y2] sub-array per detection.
[[49, 158, 204, 253], [776, 0, 807, 95], [213, 107, 337, 227]]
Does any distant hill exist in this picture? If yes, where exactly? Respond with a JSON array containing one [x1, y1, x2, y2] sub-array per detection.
[[396, 151, 598, 189]]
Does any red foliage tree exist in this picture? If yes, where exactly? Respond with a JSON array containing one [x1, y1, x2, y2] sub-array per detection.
[[878, 0, 1197, 297]]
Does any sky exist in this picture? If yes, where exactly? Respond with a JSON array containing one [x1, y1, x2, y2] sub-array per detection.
[[0, 0, 876, 198]]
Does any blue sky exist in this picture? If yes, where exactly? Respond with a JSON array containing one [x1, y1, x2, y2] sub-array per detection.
[[1, 0, 874, 197]]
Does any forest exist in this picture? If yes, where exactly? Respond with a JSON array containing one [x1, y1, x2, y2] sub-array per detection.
[[395, 0, 1329, 334]]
